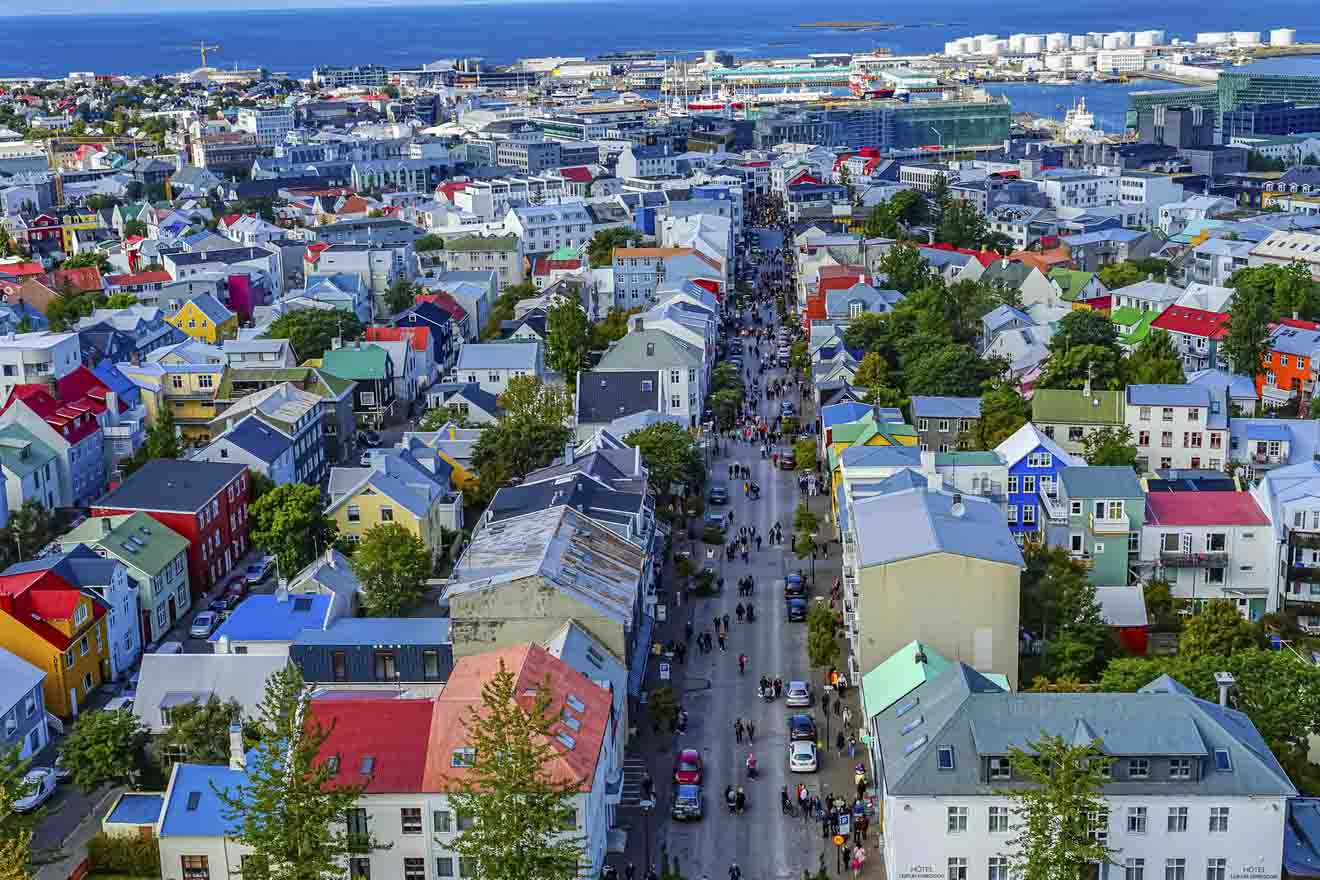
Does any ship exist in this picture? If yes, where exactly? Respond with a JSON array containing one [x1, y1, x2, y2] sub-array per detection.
[[1063, 97, 1100, 142]]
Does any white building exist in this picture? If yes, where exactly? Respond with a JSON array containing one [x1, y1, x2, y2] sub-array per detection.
[[1033, 172, 1119, 210], [235, 107, 294, 148], [0, 331, 82, 404], [1126, 384, 1230, 473], [1095, 48, 1147, 73], [503, 201, 593, 256], [452, 341, 544, 396], [1117, 172, 1185, 230]]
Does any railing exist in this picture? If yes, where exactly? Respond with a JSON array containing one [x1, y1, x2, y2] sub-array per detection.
[[1089, 512, 1129, 535], [1039, 488, 1069, 523], [1251, 453, 1286, 467], [1160, 550, 1229, 568], [1292, 532, 1320, 550], [1069, 553, 1095, 570]]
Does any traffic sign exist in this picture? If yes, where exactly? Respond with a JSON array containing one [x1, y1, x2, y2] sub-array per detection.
[[659, 663, 671, 681]]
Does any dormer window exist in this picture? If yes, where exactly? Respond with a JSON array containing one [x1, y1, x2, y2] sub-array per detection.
[[1213, 749, 1232, 772], [936, 747, 955, 770], [1127, 758, 1149, 778], [988, 756, 1011, 780]]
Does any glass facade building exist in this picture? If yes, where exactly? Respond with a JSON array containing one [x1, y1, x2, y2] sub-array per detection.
[[749, 99, 1009, 150]]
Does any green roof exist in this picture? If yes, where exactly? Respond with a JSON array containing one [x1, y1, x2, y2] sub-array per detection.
[[1031, 388, 1125, 425], [862, 641, 952, 720], [1048, 269, 1096, 302], [0, 425, 57, 478], [217, 366, 354, 400], [1112, 307, 1156, 344], [61, 512, 190, 577], [446, 234, 519, 253], [933, 451, 1002, 467], [321, 344, 391, 380], [550, 245, 579, 260]]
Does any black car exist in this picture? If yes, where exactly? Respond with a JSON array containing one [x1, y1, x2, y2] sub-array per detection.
[[784, 573, 806, 599], [787, 598, 807, 621], [671, 784, 704, 821], [708, 482, 729, 505], [788, 714, 817, 743]]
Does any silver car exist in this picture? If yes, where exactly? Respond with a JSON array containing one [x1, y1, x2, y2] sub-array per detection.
[[785, 680, 813, 708], [789, 740, 818, 773]]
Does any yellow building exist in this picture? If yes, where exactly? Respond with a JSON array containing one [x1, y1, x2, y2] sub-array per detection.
[[168, 292, 237, 344], [59, 210, 100, 253], [119, 344, 228, 443], [326, 447, 463, 556], [0, 571, 110, 718]]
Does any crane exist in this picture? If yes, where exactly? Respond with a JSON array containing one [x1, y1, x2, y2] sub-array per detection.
[[192, 41, 221, 69]]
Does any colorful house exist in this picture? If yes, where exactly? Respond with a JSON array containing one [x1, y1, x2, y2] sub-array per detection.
[[167, 293, 237, 344], [995, 423, 1083, 544], [325, 441, 463, 556], [0, 564, 110, 717], [823, 405, 919, 496]]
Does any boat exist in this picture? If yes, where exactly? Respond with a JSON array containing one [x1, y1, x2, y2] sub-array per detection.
[[1062, 97, 1100, 142], [1038, 77, 1072, 85]]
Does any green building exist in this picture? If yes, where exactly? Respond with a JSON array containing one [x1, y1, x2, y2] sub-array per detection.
[[1127, 87, 1218, 129], [889, 100, 1011, 149], [1217, 72, 1320, 117], [1043, 466, 1147, 587]]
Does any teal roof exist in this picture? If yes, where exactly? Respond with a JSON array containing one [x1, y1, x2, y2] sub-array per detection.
[[322, 343, 391, 379], [61, 511, 190, 577], [0, 425, 57, 478], [862, 640, 952, 721], [933, 451, 1002, 467]]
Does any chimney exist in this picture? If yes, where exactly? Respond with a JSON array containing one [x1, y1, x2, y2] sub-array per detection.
[[633, 316, 644, 332], [1214, 671, 1235, 707], [951, 493, 965, 518], [326, 547, 335, 566], [228, 722, 245, 770], [857, 273, 865, 284], [104, 390, 119, 427], [564, 442, 575, 465], [274, 584, 288, 603], [100, 517, 112, 536]]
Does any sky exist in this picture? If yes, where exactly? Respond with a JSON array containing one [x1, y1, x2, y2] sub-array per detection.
[[0, 0, 530, 13]]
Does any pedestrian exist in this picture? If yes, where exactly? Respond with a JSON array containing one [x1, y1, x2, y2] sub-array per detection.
[[849, 733, 858, 759], [734, 718, 744, 743], [642, 772, 654, 801], [722, 613, 731, 631], [842, 707, 853, 729], [781, 786, 791, 814], [713, 615, 721, 633], [626, 865, 636, 880], [735, 602, 745, 622], [718, 633, 727, 652], [822, 691, 831, 717], [836, 730, 846, 756], [738, 653, 747, 675], [756, 535, 762, 551], [857, 813, 869, 842], [747, 721, 756, 742]]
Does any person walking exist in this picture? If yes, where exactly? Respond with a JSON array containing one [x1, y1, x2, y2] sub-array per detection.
[[849, 733, 858, 759], [717, 632, 727, 652], [842, 707, 853, 729], [734, 718, 744, 743], [747, 720, 756, 743], [738, 653, 747, 675], [836, 730, 846, 757], [626, 865, 636, 880]]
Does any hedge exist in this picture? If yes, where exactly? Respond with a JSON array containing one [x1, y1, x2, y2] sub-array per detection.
[[87, 832, 160, 878]]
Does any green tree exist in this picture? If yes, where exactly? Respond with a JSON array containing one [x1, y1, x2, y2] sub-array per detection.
[[122, 220, 148, 238], [415, 234, 445, 252], [967, 378, 1029, 449], [61, 251, 111, 273], [1050, 309, 1120, 352], [853, 351, 904, 406], [1002, 734, 1114, 879], [249, 484, 338, 579], [382, 278, 417, 315], [1098, 258, 1168, 290], [1178, 600, 1263, 657], [156, 696, 243, 766], [60, 708, 148, 793], [544, 297, 591, 382], [1038, 344, 1126, 391], [862, 201, 902, 240], [103, 292, 140, 309], [903, 343, 1001, 397], [1126, 329, 1186, 385], [876, 243, 931, 294], [120, 407, 182, 477], [447, 661, 586, 880], [1080, 426, 1140, 470], [353, 524, 432, 617], [264, 309, 364, 362], [793, 503, 821, 559], [1, 744, 38, 880], [805, 602, 839, 685], [793, 437, 818, 472], [935, 197, 1005, 251], [625, 422, 702, 496], [481, 282, 537, 339], [586, 227, 643, 268], [0, 500, 54, 565], [418, 405, 469, 431], [589, 307, 642, 350], [841, 312, 894, 358], [217, 663, 375, 880], [1020, 544, 1112, 681]]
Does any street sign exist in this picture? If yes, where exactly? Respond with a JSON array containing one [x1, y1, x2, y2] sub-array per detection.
[[837, 814, 851, 836], [832, 835, 845, 847], [659, 663, 671, 681]]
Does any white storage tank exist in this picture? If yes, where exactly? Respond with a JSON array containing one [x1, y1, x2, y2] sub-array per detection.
[[1023, 35, 1044, 54], [1233, 31, 1261, 46], [1197, 32, 1230, 45], [1134, 30, 1166, 47], [1008, 34, 1026, 53], [1045, 54, 1068, 71], [1271, 28, 1297, 46], [1087, 33, 1105, 47], [987, 40, 1008, 56], [1046, 33, 1069, 51], [1070, 35, 1089, 50], [1109, 32, 1133, 48], [1102, 35, 1121, 50], [1071, 53, 1095, 69]]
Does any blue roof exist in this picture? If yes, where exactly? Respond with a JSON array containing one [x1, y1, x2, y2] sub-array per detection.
[[1126, 384, 1210, 408], [821, 401, 872, 429], [1269, 325, 1320, 357], [159, 763, 247, 837], [851, 488, 1023, 569], [222, 416, 292, 460], [982, 304, 1030, 332], [1285, 799, 1320, 878], [835, 481, 850, 534], [1062, 228, 1145, 246], [1246, 423, 1290, 443], [107, 793, 164, 826], [1187, 368, 1258, 403], [456, 341, 540, 371], [1233, 419, 1320, 466], [911, 396, 982, 420], [211, 594, 332, 643], [294, 617, 450, 646], [840, 444, 922, 468], [184, 292, 235, 325]]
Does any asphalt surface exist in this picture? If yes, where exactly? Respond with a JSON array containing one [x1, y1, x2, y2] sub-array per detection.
[[659, 299, 829, 880]]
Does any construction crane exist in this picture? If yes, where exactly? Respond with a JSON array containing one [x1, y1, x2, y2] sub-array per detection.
[[192, 41, 221, 68]]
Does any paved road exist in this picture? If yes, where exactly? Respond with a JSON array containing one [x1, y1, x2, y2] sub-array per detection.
[[661, 299, 828, 880]]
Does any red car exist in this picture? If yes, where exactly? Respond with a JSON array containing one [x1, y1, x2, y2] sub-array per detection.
[[673, 749, 703, 785]]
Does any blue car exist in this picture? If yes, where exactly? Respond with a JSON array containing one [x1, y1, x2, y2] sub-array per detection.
[[787, 598, 808, 621]]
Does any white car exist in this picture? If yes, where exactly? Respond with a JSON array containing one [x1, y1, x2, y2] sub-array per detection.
[[785, 680, 813, 708], [789, 740, 818, 773], [245, 556, 274, 585], [13, 767, 57, 812], [189, 612, 219, 639]]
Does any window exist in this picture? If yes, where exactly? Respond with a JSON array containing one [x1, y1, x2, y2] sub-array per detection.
[[1206, 861, 1226, 880], [74, 604, 88, 626], [1028, 452, 1053, 468], [988, 857, 1009, 880], [373, 651, 397, 681], [423, 650, 442, 681], [452, 748, 476, 769], [181, 856, 210, 880], [918, 418, 930, 431], [1007, 476, 1018, 494], [1127, 806, 1148, 833], [348, 859, 369, 880], [379, 506, 393, 522], [1162, 407, 1175, 421], [1023, 476, 1036, 493], [347, 505, 361, 523], [1022, 505, 1036, 524], [1138, 430, 1151, 446], [456, 810, 475, 830], [83, 672, 93, 693], [1126, 859, 1145, 880], [346, 807, 368, 838], [989, 805, 1009, 832], [401, 808, 422, 834], [1213, 749, 1232, 771], [360, 392, 376, 407], [1069, 500, 1083, 516], [1128, 758, 1149, 778], [433, 810, 452, 833], [1069, 426, 1084, 442], [1170, 757, 1191, 779], [1207, 567, 1225, 584], [1168, 806, 1188, 832], [1209, 807, 1229, 832], [947, 806, 968, 833], [435, 858, 454, 878], [1089, 809, 1109, 844], [1007, 506, 1018, 524], [403, 858, 425, 880], [1139, 406, 1151, 421], [989, 756, 1011, 780], [79, 636, 89, 656], [1070, 534, 1084, 553], [947, 858, 967, 880], [332, 651, 347, 682], [1162, 431, 1173, 448]]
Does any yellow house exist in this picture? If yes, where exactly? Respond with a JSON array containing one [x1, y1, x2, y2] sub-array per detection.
[[168, 292, 237, 344], [326, 446, 464, 555], [120, 348, 228, 443], [0, 572, 110, 718], [825, 410, 920, 498], [59, 210, 100, 253]]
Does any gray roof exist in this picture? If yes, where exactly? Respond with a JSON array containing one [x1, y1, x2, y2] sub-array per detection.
[[455, 341, 540, 372], [0, 647, 44, 709], [910, 396, 982, 420], [850, 487, 1023, 569], [1058, 466, 1145, 500], [597, 329, 702, 370], [873, 662, 1297, 798], [101, 460, 246, 512], [131, 653, 289, 733], [577, 370, 660, 425]]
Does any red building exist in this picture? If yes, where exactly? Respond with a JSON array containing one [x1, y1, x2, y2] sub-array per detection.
[[92, 459, 251, 597]]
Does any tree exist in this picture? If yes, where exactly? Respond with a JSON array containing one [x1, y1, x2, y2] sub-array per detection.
[[794, 437, 818, 472], [1126, 329, 1186, 385], [1179, 600, 1262, 657], [352, 524, 432, 617], [1002, 734, 1114, 879], [967, 378, 1029, 449], [382, 278, 416, 315], [120, 407, 182, 477], [1098, 258, 1168, 290], [103, 292, 140, 309], [805, 603, 839, 684], [1020, 544, 1112, 681], [903, 343, 1001, 397], [861, 201, 902, 240], [481, 282, 536, 339], [1038, 344, 1126, 392], [625, 422, 702, 496], [249, 484, 338, 579], [589, 307, 642, 350], [447, 661, 586, 880], [1080, 426, 1140, 470], [793, 503, 821, 559], [415, 234, 445, 252], [1050, 309, 1120, 352], [264, 309, 364, 362], [841, 312, 893, 357], [419, 405, 469, 430], [586, 227, 643, 268], [122, 220, 148, 238], [544, 298, 591, 382], [60, 708, 148, 793], [0, 500, 54, 566], [935, 197, 1004, 251], [217, 663, 374, 880], [156, 696, 243, 766], [61, 251, 111, 273], [875, 244, 931, 294]]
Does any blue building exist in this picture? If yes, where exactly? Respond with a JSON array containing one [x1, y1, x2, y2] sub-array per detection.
[[289, 617, 452, 684], [0, 647, 47, 759], [995, 422, 1083, 544]]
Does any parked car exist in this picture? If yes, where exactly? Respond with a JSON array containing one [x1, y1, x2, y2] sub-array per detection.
[[673, 748, 703, 785], [53, 754, 72, 783], [787, 714, 817, 743], [787, 598, 808, 621], [245, 555, 274, 585], [708, 482, 729, 505], [705, 511, 727, 531], [785, 680, 813, 707], [189, 612, 219, 639], [671, 783, 704, 821], [789, 740, 818, 773], [12, 768, 56, 812], [780, 451, 797, 470], [208, 597, 231, 614], [780, 401, 796, 417], [784, 574, 806, 599]]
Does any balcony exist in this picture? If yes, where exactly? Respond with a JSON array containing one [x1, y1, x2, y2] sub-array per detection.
[[1251, 452, 1287, 470], [1039, 488, 1068, 525], [1291, 532, 1320, 550], [1160, 550, 1229, 568], [1089, 512, 1130, 535]]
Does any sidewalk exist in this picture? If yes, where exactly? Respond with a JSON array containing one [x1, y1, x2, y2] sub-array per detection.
[[33, 787, 121, 880]]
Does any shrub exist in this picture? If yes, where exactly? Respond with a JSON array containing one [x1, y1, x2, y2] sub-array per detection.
[[701, 526, 725, 545], [87, 832, 160, 877]]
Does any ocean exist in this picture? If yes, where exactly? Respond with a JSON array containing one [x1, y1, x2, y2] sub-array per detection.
[[1, 0, 1320, 131]]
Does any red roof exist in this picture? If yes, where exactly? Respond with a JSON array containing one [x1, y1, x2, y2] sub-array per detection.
[[1277, 317, 1320, 332], [3, 385, 102, 445], [366, 326, 431, 352], [0, 569, 107, 651], [435, 182, 469, 202], [926, 242, 1000, 267], [105, 270, 171, 287], [0, 261, 46, 278], [1077, 295, 1112, 313], [57, 366, 127, 415], [48, 267, 104, 294], [1145, 492, 1269, 527], [308, 697, 435, 794], [558, 166, 594, 184], [416, 291, 468, 322], [1151, 305, 1230, 340], [533, 257, 583, 277]]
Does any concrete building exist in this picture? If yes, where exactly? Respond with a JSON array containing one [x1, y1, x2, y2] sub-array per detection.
[[1126, 384, 1230, 473], [235, 107, 294, 148]]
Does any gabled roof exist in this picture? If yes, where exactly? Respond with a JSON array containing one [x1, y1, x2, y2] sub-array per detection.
[[1151, 305, 1230, 340], [995, 423, 1081, 469], [159, 763, 247, 837], [176, 292, 235, 326], [910, 396, 981, 420], [577, 370, 660, 425], [861, 641, 955, 721], [1146, 491, 1269, 527], [216, 415, 293, 461], [132, 652, 288, 733], [850, 487, 1023, 569], [455, 341, 540, 371], [97, 459, 246, 513], [321, 343, 391, 379], [309, 696, 436, 793], [1058, 466, 1145, 500], [0, 566, 106, 650], [1031, 388, 1125, 426]]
